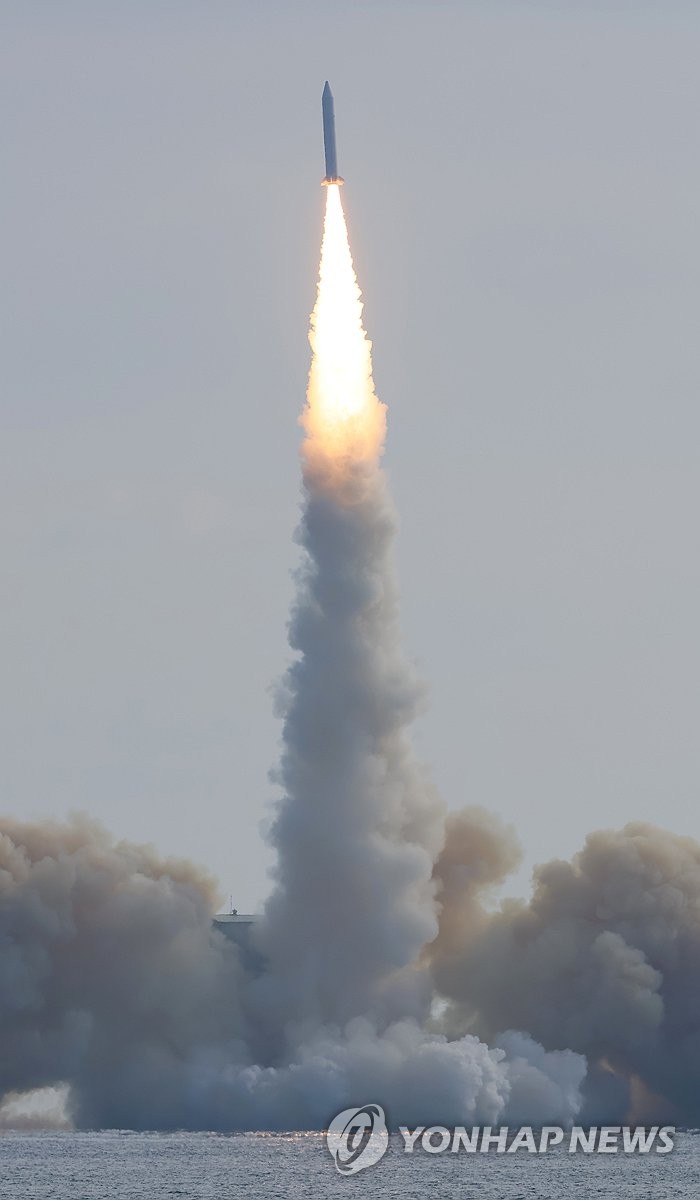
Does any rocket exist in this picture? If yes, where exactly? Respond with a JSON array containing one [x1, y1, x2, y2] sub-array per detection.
[[322, 81, 344, 185]]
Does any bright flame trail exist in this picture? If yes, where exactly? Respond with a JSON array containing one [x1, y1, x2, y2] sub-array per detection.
[[303, 184, 386, 481]]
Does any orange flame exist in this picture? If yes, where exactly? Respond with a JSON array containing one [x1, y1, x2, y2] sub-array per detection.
[[301, 185, 386, 494]]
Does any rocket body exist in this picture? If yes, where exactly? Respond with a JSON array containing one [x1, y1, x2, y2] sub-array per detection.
[[322, 82, 343, 184]]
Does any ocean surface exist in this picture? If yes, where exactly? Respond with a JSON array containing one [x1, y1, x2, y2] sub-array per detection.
[[1, 1130, 699, 1199]]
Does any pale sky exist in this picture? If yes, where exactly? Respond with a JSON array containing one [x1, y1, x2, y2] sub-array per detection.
[[2, 1, 699, 909]]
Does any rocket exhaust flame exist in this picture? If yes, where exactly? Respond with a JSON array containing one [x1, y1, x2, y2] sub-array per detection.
[[302, 184, 385, 483]]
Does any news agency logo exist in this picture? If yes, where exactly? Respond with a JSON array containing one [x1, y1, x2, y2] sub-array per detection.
[[326, 1104, 389, 1175], [325, 1107, 677, 1174]]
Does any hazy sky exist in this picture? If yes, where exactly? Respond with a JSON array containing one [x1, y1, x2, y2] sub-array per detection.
[[2, 1, 699, 909]]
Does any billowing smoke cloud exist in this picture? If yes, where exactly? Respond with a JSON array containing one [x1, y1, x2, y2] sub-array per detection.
[[0, 817, 249, 1128], [7, 807, 699, 1126], [0, 814, 585, 1128], [430, 813, 700, 1123]]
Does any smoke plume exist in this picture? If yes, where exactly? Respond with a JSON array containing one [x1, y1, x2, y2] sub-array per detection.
[[2, 185, 695, 1129], [430, 812, 700, 1123], [0, 817, 246, 1127], [0, 812, 584, 1129]]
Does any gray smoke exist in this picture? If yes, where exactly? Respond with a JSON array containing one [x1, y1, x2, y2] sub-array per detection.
[[430, 812, 700, 1124], [0, 817, 248, 1127], [256, 465, 444, 1034], [5, 801, 696, 1127], [0, 461, 587, 1129], [0, 810, 583, 1129]]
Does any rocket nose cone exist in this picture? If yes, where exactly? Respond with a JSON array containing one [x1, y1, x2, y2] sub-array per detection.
[[323, 81, 332, 98]]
